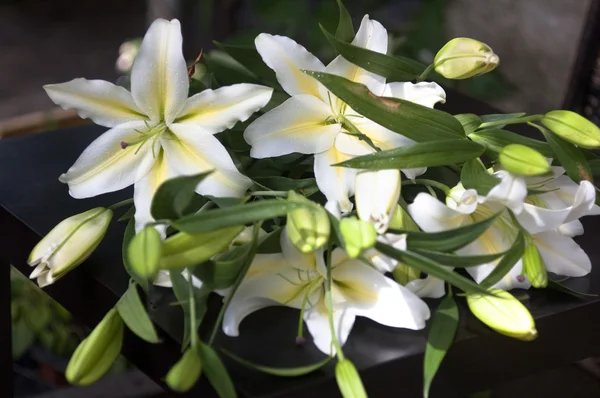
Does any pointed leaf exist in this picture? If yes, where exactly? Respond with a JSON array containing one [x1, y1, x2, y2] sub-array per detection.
[[335, 359, 367, 398], [541, 127, 593, 183], [214, 42, 281, 88], [122, 219, 149, 292], [423, 294, 459, 398], [170, 272, 210, 350], [151, 172, 211, 221], [222, 350, 332, 376], [197, 342, 237, 398], [479, 113, 526, 124], [253, 176, 318, 194], [481, 232, 525, 288], [414, 249, 506, 268], [304, 71, 464, 142], [117, 206, 135, 222], [203, 51, 260, 86], [461, 158, 500, 196], [454, 114, 481, 135], [117, 283, 160, 343], [335, 0, 354, 42], [469, 129, 553, 157]]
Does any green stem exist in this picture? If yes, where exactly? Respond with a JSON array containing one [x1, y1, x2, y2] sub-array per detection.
[[325, 239, 345, 360], [402, 179, 451, 195], [478, 115, 543, 129], [416, 63, 435, 83], [108, 198, 134, 210], [249, 190, 288, 197], [187, 268, 199, 349]]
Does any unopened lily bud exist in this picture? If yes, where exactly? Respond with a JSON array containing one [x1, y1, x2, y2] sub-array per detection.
[[339, 217, 377, 258], [66, 308, 124, 386], [166, 348, 202, 392], [434, 38, 499, 80], [498, 144, 550, 176], [541, 110, 600, 149], [28, 208, 113, 287], [286, 191, 330, 253], [127, 226, 163, 279], [467, 289, 537, 341], [160, 226, 244, 270], [355, 169, 401, 234], [116, 39, 141, 73], [523, 244, 547, 288], [388, 204, 419, 231]]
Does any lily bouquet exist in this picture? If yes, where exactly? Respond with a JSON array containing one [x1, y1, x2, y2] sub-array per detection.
[[27, 1, 600, 397]]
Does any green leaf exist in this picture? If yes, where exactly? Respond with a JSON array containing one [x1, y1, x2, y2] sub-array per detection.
[[256, 227, 283, 253], [197, 342, 237, 398], [335, 359, 367, 398], [117, 206, 135, 222], [203, 51, 260, 86], [127, 226, 162, 278], [12, 319, 35, 359], [335, 139, 484, 170], [122, 219, 149, 291], [479, 113, 526, 124], [541, 127, 593, 183], [304, 71, 464, 142], [423, 294, 459, 398], [589, 159, 600, 176], [481, 232, 525, 288], [414, 249, 506, 268], [116, 283, 160, 343], [403, 213, 498, 252], [214, 41, 281, 88], [253, 176, 318, 195], [454, 114, 482, 135], [335, 0, 354, 42], [374, 243, 491, 295], [173, 200, 308, 234], [151, 173, 211, 221], [322, 25, 424, 81], [461, 158, 500, 196], [547, 280, 599, 298], [469, 129, 553, 157], [194, 242, 252, 289], [170, 272, 210, 350], [222, 350, 332, 376]]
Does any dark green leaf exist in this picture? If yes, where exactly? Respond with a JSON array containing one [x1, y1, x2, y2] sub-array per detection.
[[223, 349, 331, 376], [335, 359, 367, 398], [454, 114, 482, 135], [204, 51, 260, 86], [335, 140, 484, 170], [170, 272, 210, 350], [589, 159, 600, 176], [403, 213, 498, 252], [321, 25, 425, 81], [541, 127, 593, 183], [151, 173, 211, 221], [12, 319, 35, 359], [256, 227, 283, 254], [172, 200, 308, 234], [214, 42, 281, 88], [122, 219, 149, 292], [335, 0, 354, 42], [414, 249, 506, 268], [461, 158, 500, 196], [469, 129, 553, 157], [117, 283, 160, 343], [304, 71, 464, 142], [127, 226, 162, 278], [253, 176, 318, 195], [194, 243, 251, 289], [480, 113, 526, 124], [481, 232, 525, 288], [197, 342, 237, 398], [547, 280, 599, 298], [423, 294, 459, 398], [117, 206, 135, 222]]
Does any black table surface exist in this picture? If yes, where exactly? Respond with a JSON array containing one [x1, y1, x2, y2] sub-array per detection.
[[2, 94, 600, 398]]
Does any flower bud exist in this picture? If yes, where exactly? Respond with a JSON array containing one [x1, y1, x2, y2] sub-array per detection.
[[339, 217, 377, 258], [127, 226, 163, 279], [286, 191, 330, 253], [28, 208, 113, 287], [355, 169, 401, 234], [434, 38, 499, 79], [388, 204, 419, 231], [115, 39, 141, 73], [523, 244, 547, 288], [467, 289, 537, 341], [166, 348, 202, 392], [541, 110, 600, 149], [66, 308, 124, 386], [160, 226, 244, 270], [498, 144, 550, 176]]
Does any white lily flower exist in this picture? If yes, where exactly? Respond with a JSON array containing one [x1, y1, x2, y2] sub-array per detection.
[[44, 19, 273, 232], [223, 230, 430, 355], [244, 15, 445, 213], [355, 169, 401, 234]]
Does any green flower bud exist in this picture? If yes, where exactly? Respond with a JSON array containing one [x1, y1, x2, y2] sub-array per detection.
[[498, 144, 550, 176], [388, 204, 419, 231], [434, 37, 499, 79], [541, 110, 600, 149], [160, 226, 244, 270], [523, 244, 547, 288], [286, 191, 330, 253], [127, 226, 163, 279], [28, 208, 113, 287], [66, 308, 124, 386], [339, 217, 377, 258], [467, 289, 537, 341], [166, 348, 202, 392]]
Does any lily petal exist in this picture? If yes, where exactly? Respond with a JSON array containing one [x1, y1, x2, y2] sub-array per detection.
[[176, 84, 273, 133], [244, 95, 340, 158], [534, 230, 591, 277], [562, 180, 597, 223], [408, 193, 471, 232], [314, 146, 357, 214], [559, 219, 584, 237], [383, 82, 446, 108], [405, 275, 446, 299], [517, 203, 571, 235], [484, 170, 527, 213], [59, 121, 156, 198], [246, 253, 287, 278], [44, 79, 147, 127], [130, 19, 189, 124], [280, 229, 318, 271], [332, 258, 430, 330], [255, 33, 325, 98], [166, 123, 252, 197], [304, 302, 356, 356], [133, 149, 171, 233]]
